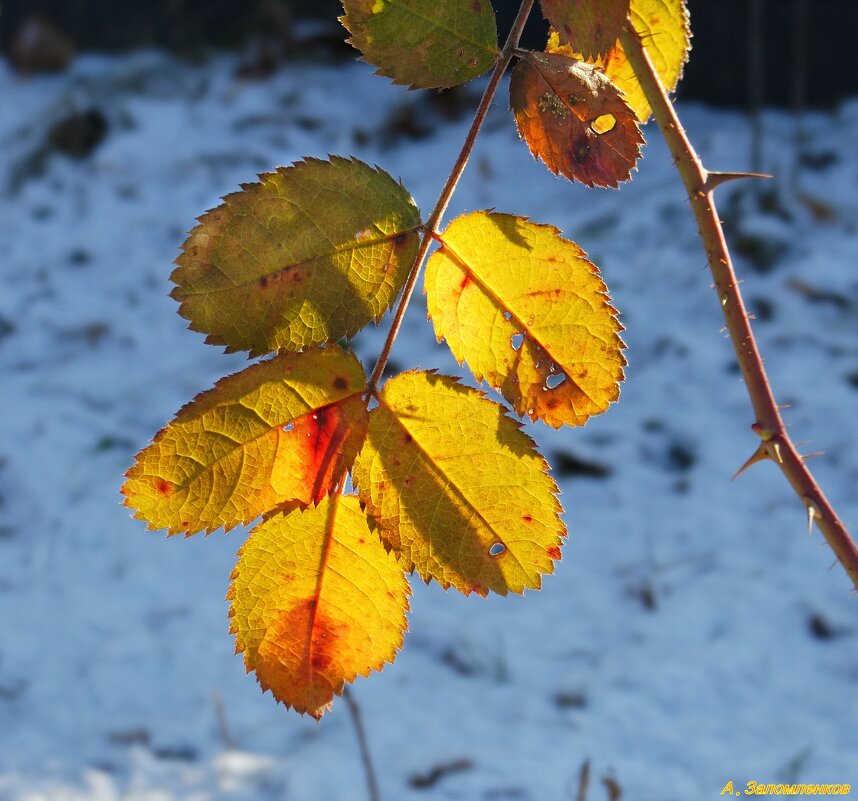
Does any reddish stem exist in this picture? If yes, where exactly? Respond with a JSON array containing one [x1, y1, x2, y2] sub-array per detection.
[[367, 0, 537, 393], [619, 24, 858, 591]]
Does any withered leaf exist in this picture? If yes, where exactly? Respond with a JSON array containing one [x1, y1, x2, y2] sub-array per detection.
[[510, 50, 644, 189]]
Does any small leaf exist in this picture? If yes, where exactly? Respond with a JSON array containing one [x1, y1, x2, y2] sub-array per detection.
[[122, 346, 368, 535], [548, 0, 690, 122], [352, 371, 565, 596], [540, 0, 631, 59], [547, 0, 691, 123], [425, 212, 625, 428], [229, 494, 409, 719], [340, 0, 498, 90], [172, 156, 421, 356], [510, 51, 644, 188]]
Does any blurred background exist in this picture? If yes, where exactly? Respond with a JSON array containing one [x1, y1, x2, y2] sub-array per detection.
[[3, 0, 858, 106], [1, 2, 856, 800]]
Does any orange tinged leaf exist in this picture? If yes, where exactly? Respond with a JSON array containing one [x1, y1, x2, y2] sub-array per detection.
[[540, 0, 631, 59], [425, 212, 625, 428], [352, 371, 565, 596], [122, 346, 368, 535], [340, 0, 498, 90], [228, 495, 409, 719], [510, 50, 644, 188], [171, 156, 421, 356], [548, 0, 691, 123]]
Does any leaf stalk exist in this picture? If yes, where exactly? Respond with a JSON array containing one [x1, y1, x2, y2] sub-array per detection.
[[366, 0, 537, 393], [618, 23, 858, 591]]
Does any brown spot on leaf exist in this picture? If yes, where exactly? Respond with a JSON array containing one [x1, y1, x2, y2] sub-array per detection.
[[333, 376, 348, 390], [522, 514, 533, 523], [459, 274, 472, 291], [155, 479, 172, 496], [547, 545, 562, 560]]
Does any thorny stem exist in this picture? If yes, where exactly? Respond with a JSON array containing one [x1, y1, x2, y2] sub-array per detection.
[[366, 0, 537, 393], [619, 24, 858, 591], [343, 687, 381, 801]]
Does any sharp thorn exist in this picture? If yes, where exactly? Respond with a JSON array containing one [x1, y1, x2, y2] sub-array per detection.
[[801, 451, 824, 460], [771, 441, 783, 464], [704, 171, 773, 192], [732, 443, 769, 481], [804, 497, 819, 534]]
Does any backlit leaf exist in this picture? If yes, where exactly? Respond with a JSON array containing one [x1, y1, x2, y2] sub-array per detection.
[[425, 212, 625, 428], [548, 0, 690, 122], [122, 346, 368, 535], [340, 0, 498, 90], [510, 50, 644, 188], [540, 0, 631, 59], [229, 494, 409, 719], [352, 371, 565, 596], [171, 156, 422, 356]]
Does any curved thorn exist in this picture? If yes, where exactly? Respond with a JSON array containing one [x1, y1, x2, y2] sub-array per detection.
[[732, 443, 769, 481]]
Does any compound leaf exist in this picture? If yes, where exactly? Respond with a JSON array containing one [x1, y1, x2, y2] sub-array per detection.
[[426, 212, 625, 428], [540, 0, 630, 59], [172, 157, 421, 356], [548, 0, 690, 122], [510, 50, 644, 188], [352, 370, 565, 596], [122, 346, 368, 535], [229, 494, 409, 719], [340, 0, 498, 90]]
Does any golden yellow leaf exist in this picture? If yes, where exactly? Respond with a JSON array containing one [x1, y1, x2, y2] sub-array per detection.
[[122, 346, 368, 535], [171, 157, 422, 356], [510, 51, 644, 188], [228, 494, 409, 719], [425, 212, 625, 428], [540, 0, 630, 59], [340, 0, 498, 90], [548, 0, 691, 122], [352, 371, 565, 596]]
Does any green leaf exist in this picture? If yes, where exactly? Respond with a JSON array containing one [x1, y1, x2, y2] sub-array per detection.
[[122, 346, 368, 535], [353, 371, 565, 596], [340, 0, 498, 90], [171, 157, 422, 356]]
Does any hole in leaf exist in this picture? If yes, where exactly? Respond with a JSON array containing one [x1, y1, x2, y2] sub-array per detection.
[[489, 542, 506, 557], [591, 114, 616, 135], [283, 422, 294, 432], [503, 311, 512, 320], [511, 333, 524, 351], [545, 372, 567, 390]]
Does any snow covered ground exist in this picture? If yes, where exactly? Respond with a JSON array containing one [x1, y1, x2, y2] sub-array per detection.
[[0, 49, 856, 801]]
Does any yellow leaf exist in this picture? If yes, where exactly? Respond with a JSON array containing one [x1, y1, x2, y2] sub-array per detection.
[[171, 157, 422, 356], [340, 0, 498, 90], [228, 495, 409, 719], [540, 0, 631, 59], [510, 51, 644, 188], [352, 371, 565, 596], [122, 346, 368, 535], [425, 212, 625, 428], [548, 0, 691, 122]]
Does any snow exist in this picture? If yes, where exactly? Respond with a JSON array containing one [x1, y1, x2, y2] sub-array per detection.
[[1, 50, 856, 800]]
